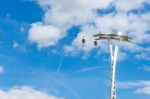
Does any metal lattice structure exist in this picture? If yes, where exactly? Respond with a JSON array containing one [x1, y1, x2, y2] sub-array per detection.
[[93, 32, 132, 99]]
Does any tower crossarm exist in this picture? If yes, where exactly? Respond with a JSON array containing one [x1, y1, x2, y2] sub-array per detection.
[[93, 33, 132, 42]]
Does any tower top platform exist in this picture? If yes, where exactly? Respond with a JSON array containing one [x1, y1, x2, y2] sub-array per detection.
[[93, 33, 132, 42]]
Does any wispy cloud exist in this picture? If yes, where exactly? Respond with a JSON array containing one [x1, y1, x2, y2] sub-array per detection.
[[135, 53, 150, 61], [0, 65, 4, 73], [134, 87, 150, 95], [118, 80, 150, 95], [74, 66, 104, 75], [137, 65, 150, 72], [143, 66, 150, 72], [13, 40, 19, 49]]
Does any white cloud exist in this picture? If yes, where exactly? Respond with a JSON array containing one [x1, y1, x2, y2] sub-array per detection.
[[0, 65, 4, 73], [114, 0, 147, 12], [118, 81, 150, 95], [96, 12, 150, 43], [13, 41, 19, 49], [29, 0, 114, 49], [28, 22, 62, 49], [118, 81, 150, 89], [135, 53, 150, 60], [66, 11, 150, 54], [134, 87, 150, 95], [28, 0, 150, 58], [41, 0, 114, 28], [0, 86, 64, 99]]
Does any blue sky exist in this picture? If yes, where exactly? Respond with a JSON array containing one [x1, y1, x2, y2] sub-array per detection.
[[0, 0, 150, 99]]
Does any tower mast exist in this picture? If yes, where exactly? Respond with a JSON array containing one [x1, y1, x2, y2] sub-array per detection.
[[92, 32, 132, 99]]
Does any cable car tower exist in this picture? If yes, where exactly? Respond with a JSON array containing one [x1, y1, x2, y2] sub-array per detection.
[[82, 32, 132, 99]]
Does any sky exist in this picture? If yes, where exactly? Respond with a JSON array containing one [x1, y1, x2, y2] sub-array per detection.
[[0, 0, 150, 99]]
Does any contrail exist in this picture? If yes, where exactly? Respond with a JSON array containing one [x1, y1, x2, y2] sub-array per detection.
[[74, 66, 105, 75], [49, 73, 83, 99], [56, 53, 64, 74]]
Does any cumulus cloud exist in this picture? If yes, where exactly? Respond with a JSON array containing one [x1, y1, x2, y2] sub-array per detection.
[[0, 86, 64, 99], [28, 22, 62, 48], [71, 12, 150, 52], [62, 1, 150, 55], [28, 0, 114, 49], [114, 0, 147, 12], [28, 0, 150, 58], [38, 0, 114, 28]]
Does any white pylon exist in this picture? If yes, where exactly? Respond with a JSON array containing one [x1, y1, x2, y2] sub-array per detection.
[[91, 32, 132, 99], [108, 40, 119, 99]]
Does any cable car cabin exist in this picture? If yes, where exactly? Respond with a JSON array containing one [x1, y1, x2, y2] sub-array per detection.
[[82, 38, 86, 44]]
